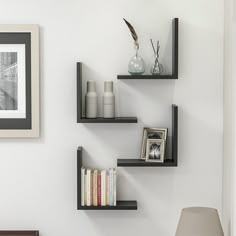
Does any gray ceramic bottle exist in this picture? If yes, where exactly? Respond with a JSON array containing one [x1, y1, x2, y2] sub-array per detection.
[[85, 80, 97, 118], [103, 81, 115, 118]]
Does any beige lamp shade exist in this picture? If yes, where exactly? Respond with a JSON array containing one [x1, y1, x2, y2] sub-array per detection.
[[175, 207, 224, 236]]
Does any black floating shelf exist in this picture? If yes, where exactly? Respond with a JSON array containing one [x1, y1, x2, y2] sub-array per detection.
[[78, 201, 137, 210], [77, 147, 138, 210], [118, 18, 178, 80], [117, 104, 178, 167], [117, 159, 177, 167], [117, 74, 177, 80], [78, 117, 137, 123], [77, 63, 138, 123]]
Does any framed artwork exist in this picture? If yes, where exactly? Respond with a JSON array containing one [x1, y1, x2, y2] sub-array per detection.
[[145, 139, 165, 162], [140, 127, 167, 159], [0, 25, 39, 137], [0, 231, 39, 236]]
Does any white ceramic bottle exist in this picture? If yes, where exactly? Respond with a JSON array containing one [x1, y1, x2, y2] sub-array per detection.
[[103, 81, 115, 118], [85, 80, 97, 118]]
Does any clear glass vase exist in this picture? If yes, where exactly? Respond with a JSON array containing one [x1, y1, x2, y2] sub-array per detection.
[[128, 46, 145, 75]]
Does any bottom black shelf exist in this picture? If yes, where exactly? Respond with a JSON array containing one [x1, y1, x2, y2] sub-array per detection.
[[117, 159, 177, 167], [78, 200, 137, 210]]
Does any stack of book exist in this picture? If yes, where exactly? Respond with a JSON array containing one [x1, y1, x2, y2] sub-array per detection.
[[81, 168, 116, 206]]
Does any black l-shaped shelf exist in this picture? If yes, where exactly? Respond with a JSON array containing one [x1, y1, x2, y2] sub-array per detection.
[[77, 63, 138, 123], [117, 105, 178, 167], [78, 117, 137, 124], [77, 147, 138, 210], [118, 18, 178, 80]]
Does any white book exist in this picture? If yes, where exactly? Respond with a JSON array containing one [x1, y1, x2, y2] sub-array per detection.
[[106, 174, 109, 206], [86, 169, 91, 206], [113, 169, 116, 206], [109, 168, 114, 206], [81, 167, 85, 206], [93, 170, 98, 206], [101, 170, 106, 206], [84, 173, 87, 206]]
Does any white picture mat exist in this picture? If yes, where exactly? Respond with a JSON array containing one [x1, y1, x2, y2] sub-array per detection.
[[0, 44, 26, 118]]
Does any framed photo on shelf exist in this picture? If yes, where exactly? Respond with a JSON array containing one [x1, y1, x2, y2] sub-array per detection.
[[145, 139, 165, 162], [0, 231, 39, 236], [140, 127, 167, 160], [0, 25, 39, 138]]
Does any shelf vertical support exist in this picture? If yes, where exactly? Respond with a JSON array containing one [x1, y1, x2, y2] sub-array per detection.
[[77, 147, 82, 209], [172, 105, 178, 165], [172, 18, 179, 79], [77, 63, 82, 123]]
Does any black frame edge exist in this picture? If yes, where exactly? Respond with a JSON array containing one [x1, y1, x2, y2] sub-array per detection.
[[0, 231, 39, 236]]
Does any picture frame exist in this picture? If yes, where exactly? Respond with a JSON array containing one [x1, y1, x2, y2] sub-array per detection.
[[145, 139, 165, 162], [0, 231, 39, 236], [0, 25, 39, 138], [140, 128, 167, 160]]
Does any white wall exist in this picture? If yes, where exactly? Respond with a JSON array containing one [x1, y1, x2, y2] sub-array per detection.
[[223, 0, 236, 235], [0, 1, 224, 236]]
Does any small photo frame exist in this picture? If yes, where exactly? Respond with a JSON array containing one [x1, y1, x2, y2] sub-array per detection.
[[145, 139, 165, 162], [140, 128, 167, 159]]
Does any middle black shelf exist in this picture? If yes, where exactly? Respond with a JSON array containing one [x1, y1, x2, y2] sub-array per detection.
[[77, 62, 138, 124], [117, 104, 178, 167]]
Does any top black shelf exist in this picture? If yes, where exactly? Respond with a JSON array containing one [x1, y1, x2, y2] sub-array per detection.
[[118, 18, 179, 80], [117, 74, 177, 80]]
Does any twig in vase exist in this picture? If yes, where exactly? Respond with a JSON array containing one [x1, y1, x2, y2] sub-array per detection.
[[156, 40, 160, 55], [150, 38, 156, 54]]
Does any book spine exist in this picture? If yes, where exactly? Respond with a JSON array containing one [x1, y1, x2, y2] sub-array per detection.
[[91, 171, 93, 206], [109, 168, 114, 206], [101, 170, 106, 206], [86, 169, 91, 206], [113, 169, 116, 206], [106, 174, 109, 206], [98, 173, 101, 206], [93, 170, 98, 206], [84, 172, 87, 206], [81, 168, 85, 206]]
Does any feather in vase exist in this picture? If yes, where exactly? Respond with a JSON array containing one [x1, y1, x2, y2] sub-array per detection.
[[123, 18, 139, 49]]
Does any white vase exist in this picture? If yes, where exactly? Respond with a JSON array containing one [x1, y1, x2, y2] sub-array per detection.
[[85, 80, 97, 118], [103, 81, 115, 118]]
